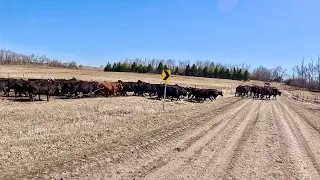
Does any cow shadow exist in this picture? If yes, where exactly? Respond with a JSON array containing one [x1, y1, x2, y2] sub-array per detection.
[[11, 98, 32, 102], [146, 96, 161, 101]]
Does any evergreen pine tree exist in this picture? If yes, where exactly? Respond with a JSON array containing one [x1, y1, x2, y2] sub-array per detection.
[[142, 65, 148, 73], [208, 66, 214, 78], [157, 62, 164, 73], [238, 69, 243, 80], [163, 64, 168, 70], [146, 63, 154, 73], [185, 64, 191, 76], [111, 63, 117, 72], [218, 67, 225, 79], [191, 64, 197, 76], [243, 69, 250, 81], [197, 66, 203, 77], [131, 62, 137, 72], [231, 67, 237, 80], [104, 62, 112, 72], [117, 62, 125, 72], [202, 66, 208, 77], [225, 69, 231, 79], [213, 67, 219, 78], [137, 64, 144, 73]]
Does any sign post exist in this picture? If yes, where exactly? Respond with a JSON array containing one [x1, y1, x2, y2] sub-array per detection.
[[161, 69, 171, 111]]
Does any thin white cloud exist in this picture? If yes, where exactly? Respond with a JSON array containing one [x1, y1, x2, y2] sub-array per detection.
[[217, 0, 238, 12]]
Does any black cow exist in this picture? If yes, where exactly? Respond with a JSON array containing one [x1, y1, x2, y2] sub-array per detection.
[[149, 84, 160, 97], [193, 89, 211, 102], [271, 87, 282, 100], [59, 80, 77, 97], [7, 78, 29, 98], [250, 85, 262, 98], [209, 89, 223, 100], [187, 88, 200, 100], [121, 82, 138, 96], [188, 88, 223, 102], [235, 85, 251, 97], [69, 81, 99, 98], [260, 86, 273, 100], [28, 80, 62, 101], [156, 84, 186, 101], [134, 82, 152, 96]]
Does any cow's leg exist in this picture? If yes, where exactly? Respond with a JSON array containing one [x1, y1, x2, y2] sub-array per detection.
[[38, 94, 41, 101], [189, 95, 194, 100], [6, 88, 9, 96], [47, 94, 50, 101], [30, 94, 34, 102]]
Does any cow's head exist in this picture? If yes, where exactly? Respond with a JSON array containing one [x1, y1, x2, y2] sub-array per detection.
[[116, 82, 124, 91], [218, 91, 223, 96]]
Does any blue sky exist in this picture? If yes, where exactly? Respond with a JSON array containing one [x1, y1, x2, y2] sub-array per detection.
[[0, 0, 319, 71]]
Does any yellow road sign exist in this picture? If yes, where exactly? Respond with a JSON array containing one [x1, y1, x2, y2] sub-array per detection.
[[162, 70, 171, 81]]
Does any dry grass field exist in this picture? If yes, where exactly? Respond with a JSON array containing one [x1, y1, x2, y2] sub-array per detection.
[[1, 65, 320, 180], [281, 85, 320, 104]]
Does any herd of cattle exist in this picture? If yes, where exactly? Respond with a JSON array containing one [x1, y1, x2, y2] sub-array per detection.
[[0, 78, 281, 102], [235, 85, 282, 100], [0, 78, 223, 102]]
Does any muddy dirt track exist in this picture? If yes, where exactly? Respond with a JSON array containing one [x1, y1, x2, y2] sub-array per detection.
[[2, 95, 320, 180]]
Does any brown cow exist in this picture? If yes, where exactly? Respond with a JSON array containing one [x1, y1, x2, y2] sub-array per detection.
[[97, 81, 123, 97]]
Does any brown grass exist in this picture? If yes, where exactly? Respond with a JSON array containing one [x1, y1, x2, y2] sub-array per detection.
[[0, 65, 261, 178], [281, 84, 320, 104]]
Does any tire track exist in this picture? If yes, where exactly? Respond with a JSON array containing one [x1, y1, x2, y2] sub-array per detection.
[[223, 100, 295, 179], [125, 98, 253, 179], [270, 101, 302, 179], [281, 97, 320, 135], [198, 99, 261, 180], [273, 100, 320, 179], [223, 111, 259, 178], [143, 99, 260, 180], [14, 97, 242, 180], [277, 100, 320, 175]]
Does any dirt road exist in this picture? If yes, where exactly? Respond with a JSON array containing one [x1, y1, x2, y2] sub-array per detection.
[[2, 95, 320, 180]]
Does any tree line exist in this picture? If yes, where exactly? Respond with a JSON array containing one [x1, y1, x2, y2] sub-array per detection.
[[250, 66, 287, 83], [285, 56, 320, 91], [248, 55, 320, 92], [104, 59, 250, 81], [0, 48, 82, 69]]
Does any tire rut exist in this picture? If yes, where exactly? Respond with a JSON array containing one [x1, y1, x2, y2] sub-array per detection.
[[128, 98, 252, 179], [273, 99, 320, 179], [281, 97, 320, 136], [223, 111, 259, 178], [16, 97, 241, 180], [143, 99, 260, 180]]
